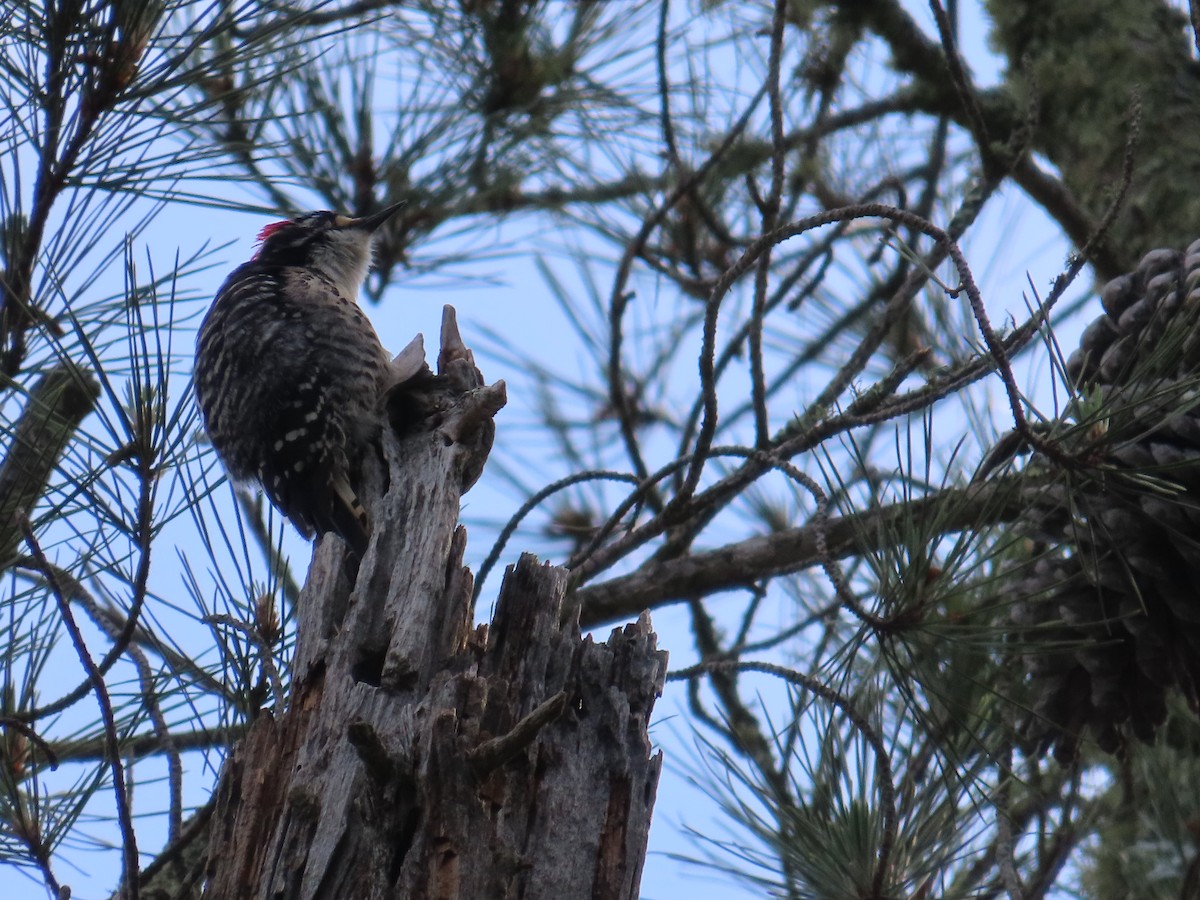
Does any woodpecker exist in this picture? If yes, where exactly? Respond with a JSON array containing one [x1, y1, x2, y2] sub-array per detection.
[[194, 202, 405, 557]]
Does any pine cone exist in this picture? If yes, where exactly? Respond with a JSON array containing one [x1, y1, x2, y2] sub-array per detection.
[[1012, 240, 1200, 762]]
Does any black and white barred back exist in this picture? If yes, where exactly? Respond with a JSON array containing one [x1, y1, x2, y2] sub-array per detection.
[[195, 205, 403, 556]]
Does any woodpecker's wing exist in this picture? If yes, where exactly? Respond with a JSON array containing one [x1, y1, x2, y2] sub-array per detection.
[[257, 365, 370, 557]]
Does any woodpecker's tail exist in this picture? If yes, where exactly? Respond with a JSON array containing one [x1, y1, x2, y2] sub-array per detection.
[[262, 461, 370, 558], [322, 474, 370, 558]]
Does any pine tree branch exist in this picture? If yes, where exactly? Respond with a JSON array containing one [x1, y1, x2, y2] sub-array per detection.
[[575, 477, 1024, 627], [840, 0, 1130, 277], [0, 363, 100, 564], [20, 518, 140, 900], [52, 725, 243, 767]]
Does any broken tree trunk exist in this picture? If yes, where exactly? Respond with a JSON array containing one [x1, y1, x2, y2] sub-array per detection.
[[202, 308, 666, 899]]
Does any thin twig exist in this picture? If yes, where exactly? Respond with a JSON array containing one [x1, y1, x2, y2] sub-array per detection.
[[474, 469, 639, 602], [669, 659, 898, 897], [681, 202, 993, 511], [569, 445, 792, 585], [927, 0, 989, 155], [20, 519, 139, 900], [995, 739, 1023, 900], [655, 0, 680, 170], [52, 725, 242, 767], [203, 614, 285, 711], [13, 449, 159, 726], [127, 640, 182, 840], [684, 599, 803, 890], [574, 258, 1057, 596], [606, 80, 770, 507], [32, 556, 184, 842], [134, 793, 219, 893], [747, 0, 789, 451], [0, 717, 58, 769]]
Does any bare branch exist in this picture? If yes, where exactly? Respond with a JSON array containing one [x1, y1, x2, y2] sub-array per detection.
[[575, 478, 1023, 627]]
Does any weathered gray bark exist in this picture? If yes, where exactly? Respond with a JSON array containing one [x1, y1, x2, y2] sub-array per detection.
[[203, 309, 665, 899]]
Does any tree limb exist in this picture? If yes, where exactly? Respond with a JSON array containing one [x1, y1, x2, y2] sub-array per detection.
[[0, 363, 99, 564], [575, 477, 1024, 627]]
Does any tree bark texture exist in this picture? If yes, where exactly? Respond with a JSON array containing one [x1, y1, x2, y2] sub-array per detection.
[[202, 309, 665, 899], [984, 0, 1200, 265]]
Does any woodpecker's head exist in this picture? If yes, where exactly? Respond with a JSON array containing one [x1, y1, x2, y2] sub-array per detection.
[[253, 201, 405, 298]]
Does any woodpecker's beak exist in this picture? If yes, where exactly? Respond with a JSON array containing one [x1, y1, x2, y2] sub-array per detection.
[[340, 200, 406, 233]]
